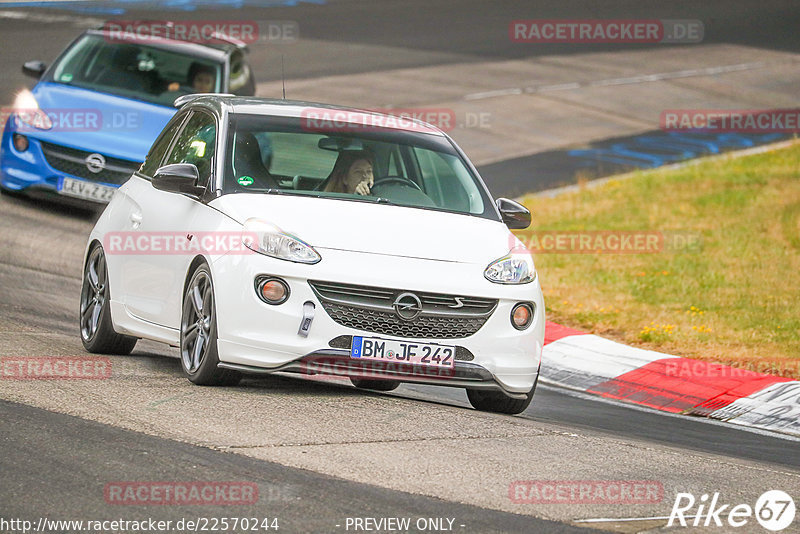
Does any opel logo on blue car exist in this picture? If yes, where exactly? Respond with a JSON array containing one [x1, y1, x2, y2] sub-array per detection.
[[393, 292, 423, 321], [85, 153, 106, 174]]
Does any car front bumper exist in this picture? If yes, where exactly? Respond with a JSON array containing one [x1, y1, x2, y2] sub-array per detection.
[[209, 247, 545, 396], [0, 126, 126, 205]]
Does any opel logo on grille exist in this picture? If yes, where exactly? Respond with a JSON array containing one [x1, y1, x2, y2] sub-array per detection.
[[393, 292, 422, 321], [85, 153, 106, 174]]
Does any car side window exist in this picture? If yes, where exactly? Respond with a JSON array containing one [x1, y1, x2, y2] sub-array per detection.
[[139, 114, 188, 178], [413, 147, 480, 213], [162, 111, 217, 189]]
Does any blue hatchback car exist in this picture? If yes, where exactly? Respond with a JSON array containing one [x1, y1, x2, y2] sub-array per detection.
[[0, 28, 255, 205]]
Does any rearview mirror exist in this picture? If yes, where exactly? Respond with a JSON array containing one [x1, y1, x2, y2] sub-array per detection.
[[318, 137, 364, 152], [496, 198, 531, 230], [22, 60, 47, 79], [152, 164, 204, 196]]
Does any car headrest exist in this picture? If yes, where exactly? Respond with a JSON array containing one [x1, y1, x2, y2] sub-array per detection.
[[234, 132, 263, 168]]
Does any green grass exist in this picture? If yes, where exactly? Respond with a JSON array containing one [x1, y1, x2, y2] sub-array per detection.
[[515, 142, 800, 378]]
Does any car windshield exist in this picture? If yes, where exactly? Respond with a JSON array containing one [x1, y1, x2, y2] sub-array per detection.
[[46, 34, 223, 107], [223, 114, 495, 219]]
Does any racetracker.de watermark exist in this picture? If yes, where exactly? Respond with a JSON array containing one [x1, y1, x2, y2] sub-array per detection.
[[103, 231, 259, 256], [103, 20, 298, 44], [104, 482, 259, 506], [661, 109, 800, 133], [511, 231, 702, 254], [509, 480, 664, 504], [2, 107, 142, 133], [300, 354, 456, 380], [0, 357, 111, 380], [299, 107, 490, 133], [510, 19, 703, 44], [663, 359, 800, 379]]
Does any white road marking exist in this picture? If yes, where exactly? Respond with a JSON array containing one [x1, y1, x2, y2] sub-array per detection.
[[536, 82, 581, 92], [575, 515, 695, 523], [463, 87, 523, 100], [465, 60, 791, 100]]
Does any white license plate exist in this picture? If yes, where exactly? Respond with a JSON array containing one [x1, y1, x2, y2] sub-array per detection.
[[350, 336, 455, 368], [59, 177, 116, 203]]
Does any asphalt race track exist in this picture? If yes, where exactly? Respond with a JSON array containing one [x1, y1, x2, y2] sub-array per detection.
[[2, 401, 587, 533], [1, 2, 799, 533]]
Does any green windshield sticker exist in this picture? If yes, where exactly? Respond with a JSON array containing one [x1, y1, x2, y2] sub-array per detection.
[[61, 73, 73, 82], [237, 175, 254, 186]]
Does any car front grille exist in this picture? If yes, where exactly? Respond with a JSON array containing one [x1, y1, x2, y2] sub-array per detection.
[[309, 280, 497, 339], [40, 141, 140, 185]]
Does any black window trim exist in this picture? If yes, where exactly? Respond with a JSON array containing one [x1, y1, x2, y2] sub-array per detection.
[[136, 110, 192, 181], [162, 108, 219, 198]]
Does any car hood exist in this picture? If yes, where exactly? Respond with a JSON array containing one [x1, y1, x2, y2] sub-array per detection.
[[211, 194, 513, 264], [27, 82, 175, 162]]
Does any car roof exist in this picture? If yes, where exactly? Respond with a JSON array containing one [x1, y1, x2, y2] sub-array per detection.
[[85, 29, 232, 62], [180, 95, 448, 137]]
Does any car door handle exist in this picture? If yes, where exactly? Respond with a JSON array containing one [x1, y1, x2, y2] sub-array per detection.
[[130, 212, 143, 228]]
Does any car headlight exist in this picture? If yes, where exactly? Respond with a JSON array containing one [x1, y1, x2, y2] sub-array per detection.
[[484, 253, 536, 284], [242, 218, 321, 264], [11, 89, 52, 130]]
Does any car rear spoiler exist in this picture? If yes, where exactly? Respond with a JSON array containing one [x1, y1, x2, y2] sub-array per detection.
[[208, 31, 250, 51], [174, 93, 234, 108]]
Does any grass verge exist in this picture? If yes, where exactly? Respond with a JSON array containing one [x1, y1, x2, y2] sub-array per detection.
[[515, 142, 800, 379]]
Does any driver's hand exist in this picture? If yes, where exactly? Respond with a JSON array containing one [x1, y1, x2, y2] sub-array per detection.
[[354, 178, 372, 196], [167, 82, 180, 92]]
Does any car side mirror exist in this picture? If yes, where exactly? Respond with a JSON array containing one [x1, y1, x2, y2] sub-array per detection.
[[496, 198, 531, 230], [22, 60, 47, 79], [152, 163, 204, 196]]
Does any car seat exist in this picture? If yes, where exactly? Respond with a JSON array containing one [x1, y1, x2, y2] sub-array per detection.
[[233, 132, 278, 190]]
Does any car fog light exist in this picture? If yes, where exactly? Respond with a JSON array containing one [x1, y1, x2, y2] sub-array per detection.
[[255, 276, 289, 305], [511, 302, 534, 330], [12, 134, 28, 152]]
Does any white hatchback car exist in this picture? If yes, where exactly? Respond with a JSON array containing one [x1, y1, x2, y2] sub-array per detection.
[[80, 95, 544, 414]]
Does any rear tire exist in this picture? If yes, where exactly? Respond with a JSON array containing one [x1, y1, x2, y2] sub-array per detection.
[[79, 245, 138, 355], [180, 263, 241, 386], [467, 381, 536, 415], [350, 377, 400, 392]]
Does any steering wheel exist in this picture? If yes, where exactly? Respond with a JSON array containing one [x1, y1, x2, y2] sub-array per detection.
[[371, 175, 422, 191]]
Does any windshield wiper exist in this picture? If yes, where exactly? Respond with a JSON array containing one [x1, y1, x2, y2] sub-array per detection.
[[251, 189, 393, 204], [259, 189, 322, 198], [339, 195, 393, 205]]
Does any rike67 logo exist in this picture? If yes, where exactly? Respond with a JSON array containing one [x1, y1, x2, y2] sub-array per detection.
[[668, 490, 795, 531]]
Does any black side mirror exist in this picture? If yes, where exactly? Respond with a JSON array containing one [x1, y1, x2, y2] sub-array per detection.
[[22, 60, 47, 79], [152, 163, 204, 196], [496, 198, 531, 230]]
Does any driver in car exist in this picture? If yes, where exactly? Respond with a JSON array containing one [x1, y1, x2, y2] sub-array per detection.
[[166, 62, 216, 93], [323, 150, 374, 195]]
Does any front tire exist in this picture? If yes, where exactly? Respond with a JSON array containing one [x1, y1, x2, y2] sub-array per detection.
[[350, 377, 400, 392], [180, 264, 240, 386], [467, 383, 536, 415], [0, 184, 24, 198], [79, 245, 137, 354]]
